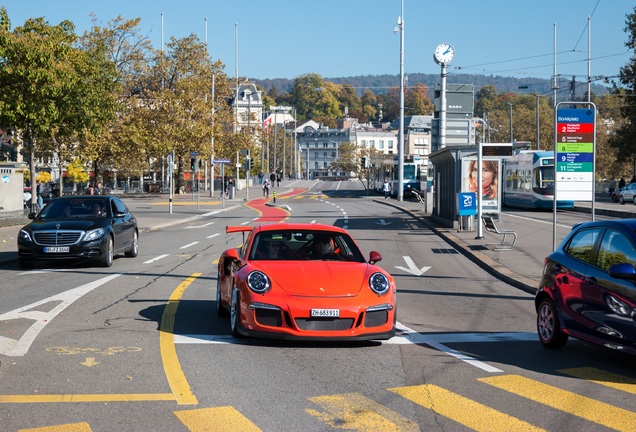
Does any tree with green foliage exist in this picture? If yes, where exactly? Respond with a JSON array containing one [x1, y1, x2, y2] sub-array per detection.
[[329, 141, 359, 178], [609, 6, 636, 177], [0, 7, 118, 207], [290, 74, 341, 123]]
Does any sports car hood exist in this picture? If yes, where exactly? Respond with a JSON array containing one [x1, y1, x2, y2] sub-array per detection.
[[254, 261, 372, 296]]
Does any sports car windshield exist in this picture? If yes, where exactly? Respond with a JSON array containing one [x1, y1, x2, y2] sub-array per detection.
[[249, 230, 365, 262], [37, 199, 109, 220]]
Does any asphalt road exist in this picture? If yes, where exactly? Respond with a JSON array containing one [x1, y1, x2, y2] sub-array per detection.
[[0, 181, 635, 431]]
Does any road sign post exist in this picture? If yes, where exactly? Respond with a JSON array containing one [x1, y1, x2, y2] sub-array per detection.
[[553, 102, 596, 250]]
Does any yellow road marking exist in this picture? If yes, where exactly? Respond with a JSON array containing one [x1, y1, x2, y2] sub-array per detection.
[[558, 367, 636, 394], [1, 276, 200, 406], [480, 374, 636, 430], [20, 422, 92, 432], [174, 406, 262, 432], [160, 273, 200, 405], [390, 384, 544, 432], [0, 393, 174, 403], [306, 392, 419, 431]]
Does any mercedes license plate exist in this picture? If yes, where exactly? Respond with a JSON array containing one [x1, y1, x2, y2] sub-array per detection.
[[310, 308, 339, 317], [44, 246, 70, 253]]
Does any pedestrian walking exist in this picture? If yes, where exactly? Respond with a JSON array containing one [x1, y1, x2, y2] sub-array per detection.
[[263, 179, 270, 198], [382, 179, 391, 199], [36, 182, 44, 210]]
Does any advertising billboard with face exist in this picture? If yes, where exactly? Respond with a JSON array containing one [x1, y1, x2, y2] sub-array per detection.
[[462, 158, 501, 213]]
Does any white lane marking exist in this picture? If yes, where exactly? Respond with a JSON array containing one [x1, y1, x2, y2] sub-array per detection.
[[184, 222, 215, 229], [207, 233, 220, 239], [144, 254, 169, 264], [390, 323, 503, 373], [174, 334, 235, 345], [0, 274, 122, 356], [311, 220, 316, 224], [19, 268, 75, 275], [174, 325, 532, 375], [179, 242, 199, 249], [240, 221, 251, 226], [395, 256, 431, 276]]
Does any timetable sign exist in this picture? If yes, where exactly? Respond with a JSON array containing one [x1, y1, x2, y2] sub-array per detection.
[[555, 107, 595, 201]]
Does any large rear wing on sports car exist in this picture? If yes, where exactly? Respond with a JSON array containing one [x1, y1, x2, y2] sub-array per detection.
[[226, 226, 254, 234]]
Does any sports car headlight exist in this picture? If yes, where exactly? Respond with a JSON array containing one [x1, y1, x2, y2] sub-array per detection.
[[84, 228, 105, 242], [369, 272, 390, 295], [247, 271, 271, 293], [19, 229, 33, 242]]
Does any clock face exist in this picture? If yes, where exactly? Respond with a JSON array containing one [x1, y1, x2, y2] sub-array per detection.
[[434, 43, 455, 65]]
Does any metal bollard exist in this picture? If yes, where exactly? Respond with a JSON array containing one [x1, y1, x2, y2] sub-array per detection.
[[273, 191, 276, 203]]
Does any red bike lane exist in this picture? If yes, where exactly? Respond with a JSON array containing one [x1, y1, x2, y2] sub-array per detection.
[[247, 188, 306, 223]]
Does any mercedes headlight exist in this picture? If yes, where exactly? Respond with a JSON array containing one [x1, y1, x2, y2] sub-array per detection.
[[19, 229, 32, 242], [84, 228, 105, 242]]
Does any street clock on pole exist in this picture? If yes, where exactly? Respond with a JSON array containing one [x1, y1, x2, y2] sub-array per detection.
[[434, 43, 455, 65]]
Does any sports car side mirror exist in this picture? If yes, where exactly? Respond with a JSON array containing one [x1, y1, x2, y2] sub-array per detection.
[[369, 251, 382, 264], [225, 248, 240, 260]]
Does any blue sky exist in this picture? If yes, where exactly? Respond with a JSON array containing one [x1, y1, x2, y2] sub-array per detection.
[[3, 0, 633, 86]]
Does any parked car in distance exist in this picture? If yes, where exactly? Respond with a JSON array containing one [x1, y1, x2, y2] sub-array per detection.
[[216, 223, 397, 341], [618, 183, 636, 204], [17, 195, 139, 268], [536, 219, 636, 355]]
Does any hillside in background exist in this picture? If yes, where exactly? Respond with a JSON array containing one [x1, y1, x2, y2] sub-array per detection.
[[252, 73, 610, 99]]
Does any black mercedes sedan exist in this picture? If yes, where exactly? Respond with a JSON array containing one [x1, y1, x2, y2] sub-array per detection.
[[17, 195, 139, 268]]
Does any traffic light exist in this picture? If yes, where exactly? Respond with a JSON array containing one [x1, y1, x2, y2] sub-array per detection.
[[190, 158, 195, 170], [361, 157, 367, 169], [243, 158, 251, 171]]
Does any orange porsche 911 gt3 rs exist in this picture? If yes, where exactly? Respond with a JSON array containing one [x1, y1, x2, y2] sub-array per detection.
[[216, 223, 396, 341]]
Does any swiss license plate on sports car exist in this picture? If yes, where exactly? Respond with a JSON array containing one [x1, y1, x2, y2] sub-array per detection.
[[311, 308, 339, 317], [44, 246, 70, 253]]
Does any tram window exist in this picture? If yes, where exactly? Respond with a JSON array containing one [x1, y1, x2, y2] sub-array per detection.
[[404, 165, 415, 180], [524, 170, 531, 191]]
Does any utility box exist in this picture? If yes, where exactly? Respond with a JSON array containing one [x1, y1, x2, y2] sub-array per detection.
[[0, 165, 24, 216]]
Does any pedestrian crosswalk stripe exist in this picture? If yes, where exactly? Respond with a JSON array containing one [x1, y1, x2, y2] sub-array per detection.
[[389, 384, 545, 431], [479, 374, 636, 430], [18, 422, 92, 432], [558, 367, 636, 395], [306, 392, 419, 431], [174, 406, 261, 432]]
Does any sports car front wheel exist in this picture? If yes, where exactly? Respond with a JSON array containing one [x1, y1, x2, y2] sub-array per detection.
[[537, 298, 568, 349], [230, 286, 243, 338]]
